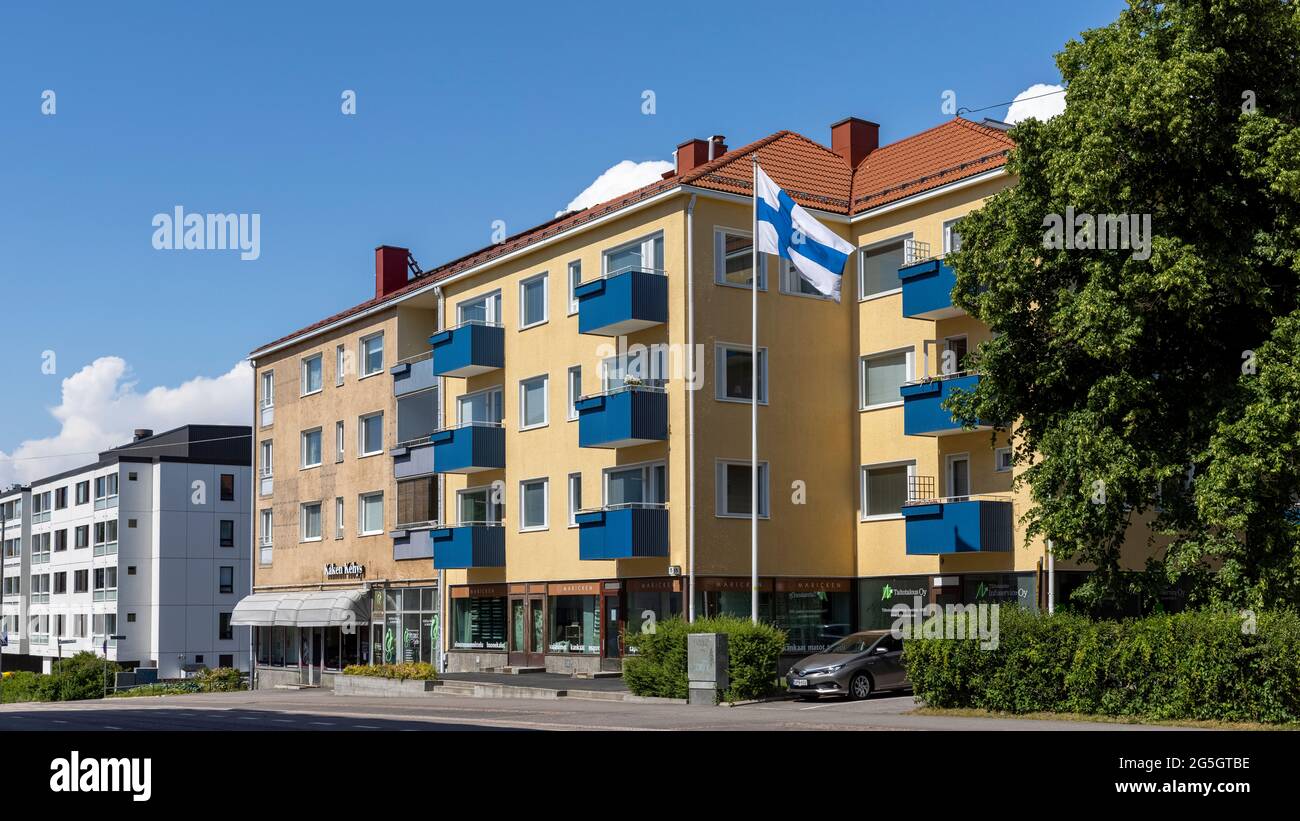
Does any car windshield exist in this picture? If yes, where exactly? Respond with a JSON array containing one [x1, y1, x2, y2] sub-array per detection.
[[825, 634, 877, 654]]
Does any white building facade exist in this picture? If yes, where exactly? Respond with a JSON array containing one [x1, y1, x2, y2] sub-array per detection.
[[0, 425, 251, 678]]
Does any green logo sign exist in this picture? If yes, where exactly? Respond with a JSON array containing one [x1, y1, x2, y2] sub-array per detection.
[[881, 584, 894, 601], [976, 582, 989, 600]]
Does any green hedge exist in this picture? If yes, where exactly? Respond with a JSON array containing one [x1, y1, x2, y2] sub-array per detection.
[[905, 607, 1300, 723], [622, 616, 786, 701], [342, 662, 436, 680], [0, 652, 122, 703]]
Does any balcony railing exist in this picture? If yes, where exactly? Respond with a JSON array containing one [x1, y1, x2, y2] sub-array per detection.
[[899, 372, 986, 436], [428, 421, 506, 473], [428, 320, 505, 378], [574, 385, 669, 448], [902, 495, 1014, 555], [391, 350, 439, 396], [428, 522, 506, 569], [575, 503, 669, 561], [574, 266, 669, 336]]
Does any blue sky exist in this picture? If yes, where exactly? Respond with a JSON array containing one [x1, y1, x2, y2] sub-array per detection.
[[0, 0, 1124, 476]]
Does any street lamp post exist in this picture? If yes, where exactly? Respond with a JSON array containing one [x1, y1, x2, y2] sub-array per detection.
[[102, 634, 126, 697]]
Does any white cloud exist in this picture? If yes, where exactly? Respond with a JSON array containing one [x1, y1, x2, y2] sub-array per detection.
[[0, 357, 252, 487], [1005, 83, 1066, 124], [558, 159, 674, 216]]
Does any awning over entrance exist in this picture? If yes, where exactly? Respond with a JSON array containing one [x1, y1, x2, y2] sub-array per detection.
[[231, 589, 370, 628]]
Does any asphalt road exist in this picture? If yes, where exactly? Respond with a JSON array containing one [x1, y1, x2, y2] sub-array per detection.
[[0, 688, 1178, 731]]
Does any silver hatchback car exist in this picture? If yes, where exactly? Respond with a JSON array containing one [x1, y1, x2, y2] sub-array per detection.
[[786, 630, 909, 700]]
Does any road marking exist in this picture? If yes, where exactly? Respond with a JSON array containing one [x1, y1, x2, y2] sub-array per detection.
[[237, 716, 259, 720], [309, 721, 334, 726], [354, 724, 380, 729], [52, 719, 69, 724], [103, 725, 123, 730], [271, 718, 294, 723]]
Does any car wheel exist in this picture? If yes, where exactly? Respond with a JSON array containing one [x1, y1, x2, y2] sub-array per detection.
[[849, 673, 872, 700]]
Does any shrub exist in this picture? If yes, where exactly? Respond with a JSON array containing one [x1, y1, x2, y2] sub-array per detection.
[[0, 652, 121, 703], [905, 607, 1300, 724], [1, 670, 45, 703], [111, 682, 201, 698], [342, 662, 436, 681], [623, 616, 786, 701], [193, 667, 245, 692]]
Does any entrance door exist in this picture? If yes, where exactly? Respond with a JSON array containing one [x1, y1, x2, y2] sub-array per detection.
[[509, 595, 545, 668], [311, 628, 324, 685], [601, 594, 622, 672]]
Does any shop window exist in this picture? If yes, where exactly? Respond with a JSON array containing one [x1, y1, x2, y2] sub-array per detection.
[[547, 595, 599, 654]]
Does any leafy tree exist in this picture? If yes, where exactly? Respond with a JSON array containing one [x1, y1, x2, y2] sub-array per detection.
[[948, 0, 1300, 610]]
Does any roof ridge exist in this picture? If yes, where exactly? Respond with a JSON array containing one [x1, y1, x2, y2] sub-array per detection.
[[678, 130, 792, 183]]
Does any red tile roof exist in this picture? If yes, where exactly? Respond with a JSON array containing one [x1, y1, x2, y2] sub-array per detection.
[[251, 118, 1012, 356]]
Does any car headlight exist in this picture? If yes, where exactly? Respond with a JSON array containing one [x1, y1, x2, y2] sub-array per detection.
[[825, 664, 845, 673]]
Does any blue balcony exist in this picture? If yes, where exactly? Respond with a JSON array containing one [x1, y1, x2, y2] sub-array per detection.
[[576, 505, 669, 560], [899, 258, 962, 320], [900, 374, 986, 436], [429, 524, 505, 569], [390, 526, 437, 561], [574, 268, 668, 336], [430, 423, 505, 473], [428, 322, 504, 378], [390, 354, 437, 396], [574, 387, 668, 448], [902, 498, 1013, 555], [390, 440, 435, 479]]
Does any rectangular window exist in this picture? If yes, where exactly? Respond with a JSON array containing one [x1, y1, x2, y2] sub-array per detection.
[[567, 366, 582, 420], [858, 236, 909, 299], [301, 353, 323, 395], [336, 343, 347, 385], [336, 420, 346, 461], [605, 232, 664, 276], [520, 479, 548, 531], [93, 567, 118, 601], [359, 412, 384, 456], [861, 462, 913, 518], [714, 228, 766, 289], [53, 572, 67, 595], [943, 217, 963, 254], [220, 519, 235, 548], [74, 569, 88, 593], [396, 477, 438, 529], [942, 335, 969, 375], [715, 344, 768, 403], [567, 260, 582, 314], [261, 370, 275, 407], [458, 290, 502, 325], [604, 462, 667, 507], [301, 429, 323, 467], [458, 486, 503, 525], [860, 349, 911, 409], [259, 509, 273, 557], [301, 502, 322, 541], [568, 473, 582, 526], [519, 375, 548, 430], [947, 453, 971, 498], [458, 386, 504, 425], [397, 388, 439, 444], [995, 447, 1013, 472], [260, 440, 273, 478], [359, 492, 384, 535], [54, 487, 67, 510], [601, 347, 667, 390], [220, 473, 235, 501], [219, 612, 234, 641], [336, 496, 345, 539], [75, 481, 89, 505], [219, 566, 234, 595], [779, 258, 832, 299], [74, 525, 89, 549], [361, 332, 384, 377], [54, 529, 67, 551], [520, 272, 548, 328], [716, 460, 770, 518]]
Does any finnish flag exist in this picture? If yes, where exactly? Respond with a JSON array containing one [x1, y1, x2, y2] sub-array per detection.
[[755, 164, 853, 302]]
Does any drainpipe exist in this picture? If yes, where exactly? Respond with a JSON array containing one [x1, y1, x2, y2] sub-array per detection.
[[1047, 539, 1055, 614], [686, 194, 698, 622], [435, 285, 447, 672]]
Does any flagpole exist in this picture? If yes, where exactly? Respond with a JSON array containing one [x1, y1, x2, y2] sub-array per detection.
[[750, 154, 759, 625]]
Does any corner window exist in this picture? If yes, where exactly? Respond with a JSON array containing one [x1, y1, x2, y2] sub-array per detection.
[[301, 428, 323, 468], [301, 354, 323, 395], [519, 478, 548, 531], [360, 332, 384, 377], [859, 349, 912, 409], [861, 462, 914, 519], [359, 412, 384, 456], [716, 460, 769, 518], [359, 492, 384, 536], [520, 272, 548, 328], [858, 236, 909, 300], [519, 375, 548, 430], [714, 228, 766, 289], [715, 344, 768, 403]]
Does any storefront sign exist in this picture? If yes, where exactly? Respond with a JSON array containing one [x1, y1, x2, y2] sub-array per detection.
[[774, 578, 852, 593], [698, 577, 773, 592], [324, 562, 365, 579], [547, 581, 602, 596], [451, 584, 508, 599], [626, 577, 681, 593]]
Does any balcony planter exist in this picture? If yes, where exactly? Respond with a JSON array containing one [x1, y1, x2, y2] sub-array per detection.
[[574, 269, 668, 336]]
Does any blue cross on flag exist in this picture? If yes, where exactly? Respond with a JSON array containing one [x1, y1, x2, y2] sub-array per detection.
[[754, 163, 854, 302]]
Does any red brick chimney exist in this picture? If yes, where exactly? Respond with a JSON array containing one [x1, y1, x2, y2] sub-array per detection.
[[676, 138, 711, 176], [831, 117, 880, 168], [375, 245, 409, 298]]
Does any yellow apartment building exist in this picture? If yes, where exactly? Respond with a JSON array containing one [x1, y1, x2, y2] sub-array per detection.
[[234, 115, 1132, 684]]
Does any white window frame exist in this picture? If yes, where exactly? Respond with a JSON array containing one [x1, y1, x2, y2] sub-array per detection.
[[300, 501, 322, 542], [260, 370, 275, 407], [941, 334, 969, 376], [859, 347, 914, 411], [457, 290, 502, 325], [714, 342, 769, 404], [994, 447, 1013, 473], [602, 460, 667, 507], [778, 257, 836, 301], [301, 353, 323, 396], [567, 472, 582, 527], [335, 497, 345, 539], [945, 452, 972, 498], [458, 385, 504, 426], [567, 260, 582, 315], [519, 272, 549, 330], [457, 485, 503, 525], [715, 459, 770, 519], [300, 428, 323, 469], [258, 509, 273, 548], [358, 491, 384, 536], [860, 460, 916, 522], [943, 217, 963, 254], [518, 478, 549, 532], [358, 412, 384, 457], [336, 343, 346, 385], [336, 420, 345, 462], [857, 232, 911, 302], [359, 332, 385, 378], [259, 440, 273, 478], [518, 374, 549, 431], [603, 231, 665, 276], [713, 227, 767, 290], [567, 366, 582, 421]]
